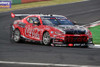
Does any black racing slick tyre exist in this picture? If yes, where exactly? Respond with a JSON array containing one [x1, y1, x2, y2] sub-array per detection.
[[42, 32, 51, 46], [13, 29, 21, 43]]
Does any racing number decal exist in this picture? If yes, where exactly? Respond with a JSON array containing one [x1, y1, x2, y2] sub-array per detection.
[[25, 25, 40, 39]]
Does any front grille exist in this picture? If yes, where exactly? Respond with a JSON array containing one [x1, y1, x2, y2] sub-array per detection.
[[65, 36, 88, 43], [65, 30, 85, 34]]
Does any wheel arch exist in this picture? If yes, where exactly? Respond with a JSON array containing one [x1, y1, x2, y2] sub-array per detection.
[[41, 30, 51, 40], [12, 28, 23, 37], [14, 28, 21, 33], [41, 31, 52, 45]]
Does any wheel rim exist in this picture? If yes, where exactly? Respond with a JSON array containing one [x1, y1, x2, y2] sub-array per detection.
[[13, 30, 20, 42], [43, 32, 50, 45]]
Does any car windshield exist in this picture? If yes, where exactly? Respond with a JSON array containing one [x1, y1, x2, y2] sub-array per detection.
[[42, 17, 73, 26]]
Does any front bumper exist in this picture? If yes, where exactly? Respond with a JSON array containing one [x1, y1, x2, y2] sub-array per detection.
[[51, 43, 94, 47], [51, 34, 94, 47]]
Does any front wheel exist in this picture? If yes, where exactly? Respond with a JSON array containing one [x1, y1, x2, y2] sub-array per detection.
[[42, 32, 51, 46]]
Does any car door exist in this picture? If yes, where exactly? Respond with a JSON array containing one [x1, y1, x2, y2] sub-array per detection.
[[31, 17, 42, 41], [24, 16, 42, 41], [24, 17, 35, 40]]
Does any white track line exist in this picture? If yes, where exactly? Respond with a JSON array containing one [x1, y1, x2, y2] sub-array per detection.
[[83, 20, 100, 28], [0, 61, 99, 67], [94, 45, 100, 48]]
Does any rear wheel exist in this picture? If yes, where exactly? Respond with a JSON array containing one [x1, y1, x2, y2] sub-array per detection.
[[42, 32, 51, 46], [13, 29, 21, 43]]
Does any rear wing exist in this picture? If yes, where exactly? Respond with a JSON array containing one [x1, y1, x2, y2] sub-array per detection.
[[11, 12, 31, 19]]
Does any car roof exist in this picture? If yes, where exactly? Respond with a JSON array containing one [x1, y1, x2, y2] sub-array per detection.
[[29, 14, 65, 17]]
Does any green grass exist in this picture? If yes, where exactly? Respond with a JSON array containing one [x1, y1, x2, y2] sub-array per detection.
[[0, 0, 82, 12], [89, 26, 100, 44]]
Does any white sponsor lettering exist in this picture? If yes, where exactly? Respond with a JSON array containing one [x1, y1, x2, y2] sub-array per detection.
[[0, 1, 10, 5]]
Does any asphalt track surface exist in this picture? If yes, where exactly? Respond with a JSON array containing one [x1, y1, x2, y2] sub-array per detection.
[[0, 0, 100, 67]]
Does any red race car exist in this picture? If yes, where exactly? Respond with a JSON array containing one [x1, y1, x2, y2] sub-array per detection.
[[10, 13, 94, 47]]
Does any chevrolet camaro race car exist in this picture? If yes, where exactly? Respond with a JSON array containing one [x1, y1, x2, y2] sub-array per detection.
[[10, 13, 94, 47]]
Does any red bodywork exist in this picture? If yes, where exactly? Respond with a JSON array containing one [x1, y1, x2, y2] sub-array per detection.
[[11, 13, 93, 46]]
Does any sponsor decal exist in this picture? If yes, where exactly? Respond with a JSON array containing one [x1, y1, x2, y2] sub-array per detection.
[[25, 25, 40, 39], [65, 36, 87, 43], [0, 1, 11, 8]]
